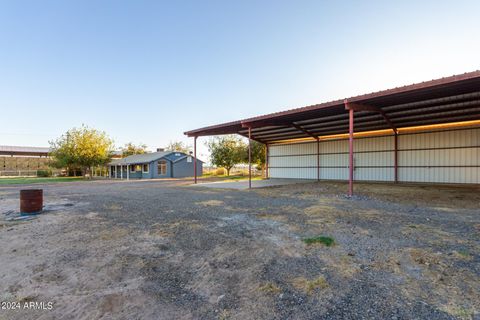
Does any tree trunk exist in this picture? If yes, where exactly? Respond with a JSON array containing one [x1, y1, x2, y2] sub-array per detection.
[[226, 168, 230, 176]]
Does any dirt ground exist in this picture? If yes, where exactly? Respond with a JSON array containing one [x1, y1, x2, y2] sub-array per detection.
[[0, 179, 479, 320]]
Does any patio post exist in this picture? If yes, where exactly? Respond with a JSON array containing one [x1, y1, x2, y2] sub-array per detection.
[[120, 165, 123, 180], [127, 165, 130, 180], [194, 136, 197, 184], [248, 126, 252, 189], [265, 144, 269, 179], [317, 137, 320, 181], [348, 107, 354, 196], [394, 131, 398, 183]]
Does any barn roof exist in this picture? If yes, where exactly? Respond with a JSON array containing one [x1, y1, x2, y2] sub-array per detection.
[[0, 145, 50, 156], [184, 70, 480, 143]]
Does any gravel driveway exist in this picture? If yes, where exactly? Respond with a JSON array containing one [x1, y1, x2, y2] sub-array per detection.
[[0, 179, 478, 320]]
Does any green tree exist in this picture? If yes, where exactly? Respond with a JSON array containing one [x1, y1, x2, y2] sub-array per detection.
[[250, 140, 266, 172], [50, 125, 114, 178], [122, 142, 148, 157], [240, 140, 267, 176], [207, 135, 246, 176], [165, 141, 191, 154]]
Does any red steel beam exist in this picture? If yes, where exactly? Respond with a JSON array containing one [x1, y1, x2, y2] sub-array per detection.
[[292, 123, 319, 139], [345, 102, 397, 133], [317, 137, 320, 181], [348, 106, 354, 196], [265, 144, 269, 179], [194, 136, 197, 184], [248, 126, 252, 189], [394, 132, 398, 183]]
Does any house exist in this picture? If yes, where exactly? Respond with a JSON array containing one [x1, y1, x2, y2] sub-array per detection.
[[109, 151, 203, 179]]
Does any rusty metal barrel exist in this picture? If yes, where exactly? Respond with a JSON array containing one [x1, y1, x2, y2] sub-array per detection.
[[20, 189, 43, 214]]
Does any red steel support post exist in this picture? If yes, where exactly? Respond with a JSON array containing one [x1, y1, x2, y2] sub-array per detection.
[[348, 108, 354, 196], [194, 136, 197, 184], [248, 126, 252, 189], [265, 144, 269, 179], [317, 137, 320, 181], [394, 132, 398, 183]]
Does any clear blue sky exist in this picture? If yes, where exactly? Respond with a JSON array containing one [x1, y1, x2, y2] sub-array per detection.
[[1, 0, 479, 160]]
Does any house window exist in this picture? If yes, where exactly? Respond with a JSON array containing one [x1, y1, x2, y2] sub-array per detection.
[[187, 156, 192, 163], [130, 165, 135, 172], [143, 164, 149, 173], [158, 160, 167, 175]]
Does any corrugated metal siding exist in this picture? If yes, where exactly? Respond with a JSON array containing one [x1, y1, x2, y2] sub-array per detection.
[[268, 127, 479, 184], [398, 127, 479, 183]]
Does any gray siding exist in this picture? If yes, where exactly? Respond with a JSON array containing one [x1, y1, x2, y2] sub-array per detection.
[[153, 159, 172, 178], [172, 157, 203, 178]]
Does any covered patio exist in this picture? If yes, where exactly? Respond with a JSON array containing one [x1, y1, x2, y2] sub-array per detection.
[[185, 71, 480, 195]]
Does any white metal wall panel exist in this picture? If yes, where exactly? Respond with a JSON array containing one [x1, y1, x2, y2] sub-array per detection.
[[269, 167, 317, 179], [398, 127, 480, 183], [268, 127, 480, 184], [269, 141, 317, 180]]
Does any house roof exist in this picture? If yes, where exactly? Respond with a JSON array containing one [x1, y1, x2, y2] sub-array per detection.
[[109, 151, 203, 165], [184, 70, 480, 143], [109, 151, 171, 165], [0, 145, 50, 156]]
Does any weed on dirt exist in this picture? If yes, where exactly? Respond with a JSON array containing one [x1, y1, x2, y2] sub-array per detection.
[[302, 236, 335, 246]]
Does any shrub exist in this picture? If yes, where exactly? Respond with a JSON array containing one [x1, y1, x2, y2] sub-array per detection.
[[37, 169, 52, 177], [215, 168, 225, 175]]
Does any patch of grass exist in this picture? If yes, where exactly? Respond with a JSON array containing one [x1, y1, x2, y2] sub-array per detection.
[[292, 276, 329, 294], [453, 249, 472, 260], [302, 236, 335, 246], [259, 282, 282, 294], [0, 177, 84, 185]]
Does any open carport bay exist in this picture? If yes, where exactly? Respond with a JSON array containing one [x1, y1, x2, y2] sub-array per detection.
[[0, 179, 479, 319]]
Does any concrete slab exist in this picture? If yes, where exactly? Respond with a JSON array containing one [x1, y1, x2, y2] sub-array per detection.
[[190, 178, 314, 190]]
